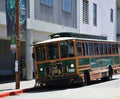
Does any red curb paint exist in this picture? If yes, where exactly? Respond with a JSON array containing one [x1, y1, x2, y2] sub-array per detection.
[[0, 87, 35, 98], [0, 92, 10, 98], [0, 89, 24, 98], [15, 90, 24, 95]]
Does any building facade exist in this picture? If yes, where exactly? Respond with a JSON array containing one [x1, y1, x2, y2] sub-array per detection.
[[0, 0, 119, 79], [79, 0, 117, 40]]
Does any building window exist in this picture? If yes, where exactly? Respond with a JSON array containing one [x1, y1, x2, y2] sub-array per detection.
[[41, 0, 53, 7], [110, 9, 113, 22], [83, 0, 89, 24], [62, 0, 72, 13], [93, 3, 97, 26]]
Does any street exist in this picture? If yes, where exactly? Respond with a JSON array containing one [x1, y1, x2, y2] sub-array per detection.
[[2, 75, 120, 99]]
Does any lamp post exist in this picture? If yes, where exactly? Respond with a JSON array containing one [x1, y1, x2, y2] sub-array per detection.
[[15, 0, 20, 89]]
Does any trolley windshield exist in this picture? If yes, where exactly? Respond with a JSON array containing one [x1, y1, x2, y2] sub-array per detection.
[[35, 40, 74, 61]]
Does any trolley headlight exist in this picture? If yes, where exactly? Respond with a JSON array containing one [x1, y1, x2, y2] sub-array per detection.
[[40, 68, 43, 72], [70, 64, 74, 68]]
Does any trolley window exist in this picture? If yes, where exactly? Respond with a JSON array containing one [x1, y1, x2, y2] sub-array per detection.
[[94, 43, 99, 55], [89, 42, 94, 56], [82, 42, 88, 56], [76, 42, 82, 56], [46, 43, 59, 60], [99, 43, 103, 55], [103, 43, 107, 54], [112, 44, 115, 54], [60, 41, 74, 58], [108, 44, 112, 54], [36, 45, 45, 61], [115, 44, 118, 54]]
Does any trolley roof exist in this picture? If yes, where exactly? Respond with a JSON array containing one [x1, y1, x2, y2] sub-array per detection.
[[34, 37, 118, 45], [50, 32, 107, 40]]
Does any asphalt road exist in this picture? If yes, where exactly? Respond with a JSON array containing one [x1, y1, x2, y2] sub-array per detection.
[[2, 75, 120, 99]]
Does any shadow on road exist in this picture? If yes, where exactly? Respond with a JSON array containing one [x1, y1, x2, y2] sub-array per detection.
[[25, 77, 119, 94], [90, 77, 118, 85]]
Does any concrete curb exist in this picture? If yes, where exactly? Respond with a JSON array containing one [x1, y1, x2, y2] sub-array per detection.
[[0, 87, 35, 98]]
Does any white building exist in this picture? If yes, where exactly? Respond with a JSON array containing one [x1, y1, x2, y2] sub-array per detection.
[[78, 0, 117, 40], [0, 0, 119, 79]]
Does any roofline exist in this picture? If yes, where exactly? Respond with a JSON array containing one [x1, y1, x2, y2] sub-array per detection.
[[34, 37, 118, 45]]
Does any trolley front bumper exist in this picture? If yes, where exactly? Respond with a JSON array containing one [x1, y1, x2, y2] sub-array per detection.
[[36, 74, 82, 86]]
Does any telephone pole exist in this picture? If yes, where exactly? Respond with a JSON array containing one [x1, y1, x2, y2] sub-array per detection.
[[15, 0, 20, 89]]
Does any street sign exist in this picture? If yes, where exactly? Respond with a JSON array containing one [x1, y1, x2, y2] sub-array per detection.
[[15, 60, 18, 72]]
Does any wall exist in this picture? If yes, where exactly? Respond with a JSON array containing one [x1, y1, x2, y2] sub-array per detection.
[[34, 0, 77, 28]]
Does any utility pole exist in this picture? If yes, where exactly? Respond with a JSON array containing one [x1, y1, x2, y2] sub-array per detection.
[[15, 0, 20, 89]]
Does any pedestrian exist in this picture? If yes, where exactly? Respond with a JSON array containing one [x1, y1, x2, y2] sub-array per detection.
[[108, 65, 113, 79]]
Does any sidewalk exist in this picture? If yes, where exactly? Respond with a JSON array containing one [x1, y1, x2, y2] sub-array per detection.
[[0, 79, 35, 98]]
